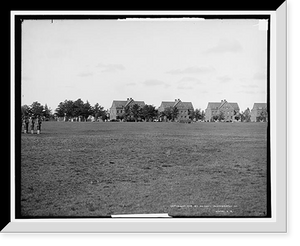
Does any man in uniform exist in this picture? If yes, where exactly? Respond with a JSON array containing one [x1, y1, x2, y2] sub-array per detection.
[[30, 116, 35, 134], [24, 116, 29, 133], [37, 116, 42, 134]]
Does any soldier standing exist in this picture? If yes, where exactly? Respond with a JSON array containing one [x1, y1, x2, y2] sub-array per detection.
[[30, 116, 35, 134], [24, 116, 29, 133], [37, 116, 42, 134]]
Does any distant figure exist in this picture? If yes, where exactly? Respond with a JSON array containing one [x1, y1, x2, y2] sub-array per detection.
[[37, 116, 42, 134], [30, 117, 35, 134], [24, 116, 29, 133]]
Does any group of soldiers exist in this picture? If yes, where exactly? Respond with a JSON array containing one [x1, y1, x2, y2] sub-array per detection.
[[22, 116, 42, 134]]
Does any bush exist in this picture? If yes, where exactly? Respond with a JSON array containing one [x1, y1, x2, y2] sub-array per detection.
[[178, 119, 192, 124]]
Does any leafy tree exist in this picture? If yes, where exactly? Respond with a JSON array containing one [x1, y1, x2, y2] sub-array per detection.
[[210, 111, 225, 122], [171, 106, 179, 121], [231, 110, 240, 121], [82, 100, 93, 120], [158, 110, 165, 121], [200, 110, 205, 121], [55, 102, 66, 117], [163, 107, 173, 121], [212, 115, 219, 122], [101, 110, 109, 121], [217, 111, 225, 121], [43, 104, 52, 120], [257, 108, 268, 122], [234, 114, 241, 121], [195, 109, 205, 121], [55, 99, 108, 121], [21, 105, 31, 118], [116, 114, 124, 121], [22, 102, 54, 121], [241, 108, 251, 122], [64, 100, 75, 118], [92, 103, 105, 120], [124, 105, 131, 121], [140, 105, 148, 121], [141, 105, 157, 122], [72, 98, 84, 117], [55, 100, 74, 120], [30, 101, 44, 117], [160, 106, 179, 122], [148, 105, 158, 121], [131, 104, 141, 122], [187, 109, 195, 120], [194, 108, 201, 121]]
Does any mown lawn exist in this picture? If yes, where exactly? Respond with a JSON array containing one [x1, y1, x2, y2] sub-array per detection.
[[20, 121, 268, 217]]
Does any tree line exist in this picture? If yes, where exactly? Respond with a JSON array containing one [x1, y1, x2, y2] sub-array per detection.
[[21, 99, 267, 122], [119, 104, 158, 122], [21, 99, 206, 122], [55, 99, 108, 121], [21, 102, 52, 120], [114, 104, 206, 122], [21, 99, 108, 121], [210, 107, 268, 122]]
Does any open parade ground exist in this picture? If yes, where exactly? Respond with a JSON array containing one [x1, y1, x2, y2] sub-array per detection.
[[20, 121, 268, 217]]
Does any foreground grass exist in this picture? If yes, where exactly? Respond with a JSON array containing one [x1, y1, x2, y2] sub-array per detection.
[[20, 121, 268, 217]]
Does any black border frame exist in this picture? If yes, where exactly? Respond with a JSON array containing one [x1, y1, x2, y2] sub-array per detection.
[[12, 14, 271, 220]]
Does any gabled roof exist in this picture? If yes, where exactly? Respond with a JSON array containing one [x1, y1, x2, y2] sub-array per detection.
[[207, 102, 221, 110], [132, 101, 146, 106], [158, 100, 194, 111], [176, 101, 194, 110], [111, 100, 127, 108], [111, 99, 145, 109], [206, 101, 240, 110], [228, 103, 240, 110], [160, 101, 175, 108], [252, 103, 267, 109]]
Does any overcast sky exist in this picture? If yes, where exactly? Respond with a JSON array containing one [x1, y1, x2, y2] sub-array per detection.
[[21, 18, 268, 112]]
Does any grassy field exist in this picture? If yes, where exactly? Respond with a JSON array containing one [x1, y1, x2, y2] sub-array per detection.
[[20, 121, 268, 217]]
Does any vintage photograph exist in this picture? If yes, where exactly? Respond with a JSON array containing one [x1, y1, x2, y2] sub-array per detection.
[[19, 16, 270, 218]]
